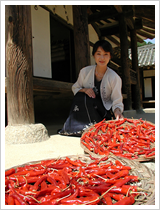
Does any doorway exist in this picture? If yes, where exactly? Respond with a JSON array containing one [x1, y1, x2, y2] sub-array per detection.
[[50, 16, 75, 82]]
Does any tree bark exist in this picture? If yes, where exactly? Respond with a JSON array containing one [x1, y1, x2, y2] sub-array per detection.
[[72, 5, 90, 78], [5, 5, 35, 125]]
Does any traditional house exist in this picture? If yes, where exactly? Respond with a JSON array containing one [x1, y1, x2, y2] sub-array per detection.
[[5, 5, 155, 130]]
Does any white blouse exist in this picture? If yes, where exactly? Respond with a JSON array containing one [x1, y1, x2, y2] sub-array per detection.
[[72, 65, 124, 113]]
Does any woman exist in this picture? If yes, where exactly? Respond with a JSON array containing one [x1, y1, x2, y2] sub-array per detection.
[[59, 40, 124, 136]]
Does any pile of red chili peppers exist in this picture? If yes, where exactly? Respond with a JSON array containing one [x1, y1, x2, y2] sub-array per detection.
[[81, 118, 155, 160], [5, 156, 147, 205]]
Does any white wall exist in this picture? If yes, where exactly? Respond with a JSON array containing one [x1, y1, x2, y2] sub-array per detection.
[[88, 24, 99, 65], [144, 78, 152, 97], [30, 5, 103, 77], [31, 5, 52, 78], [143, 70, 155, 98], [46, 5, 73, 25]]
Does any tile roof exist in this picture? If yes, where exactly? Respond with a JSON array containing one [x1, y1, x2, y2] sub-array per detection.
[[128, 44, 155, 67]]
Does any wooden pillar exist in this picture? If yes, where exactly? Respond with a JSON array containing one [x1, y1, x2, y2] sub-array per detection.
[[130, 29, 143, 109], [119, 13, 132, 110], [72, 5, 90, 78], [5, 5, 35, 125]]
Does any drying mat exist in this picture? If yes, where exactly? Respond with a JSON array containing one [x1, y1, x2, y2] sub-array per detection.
[[5, 154, 155, 205], [81, 119, 155, 162]]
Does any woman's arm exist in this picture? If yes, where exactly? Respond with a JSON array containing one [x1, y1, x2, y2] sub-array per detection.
[[110, 74, 124, 119], [114, 107, 124, 120], [72, 66, 96, 98], [79, 88, 96, 98]]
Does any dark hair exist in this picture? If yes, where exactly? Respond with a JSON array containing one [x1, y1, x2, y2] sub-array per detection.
[[92, 40, 113, 57]]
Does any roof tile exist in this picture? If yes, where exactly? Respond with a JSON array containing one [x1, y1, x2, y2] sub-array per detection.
[[128, 44, 155, 67]]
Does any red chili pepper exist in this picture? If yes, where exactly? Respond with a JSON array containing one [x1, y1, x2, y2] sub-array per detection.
[[32, 175, 48, 191], [10, 193, 28, 205], [8, 169, 30, 177], [49, 173, 67, 189], [9, 184, 28, 205], [7, 195, 15, 205], [87, 180, 112, 187], [109, 170, 129, 180], [110, 165, 131, 170], [113, 195, 135, 205], [108, 192, 125, 201], [60, 188, 79, 205], [47, 163, 71, 170], [40, 180, 47, 190], [86, 168, 120, 178], [81, 141, 93, 151], [115, 118, 126, 126], [46, 175, 57, 186], [78, 188, 100, 205], [112, 176, 131, 188], [145, 151, 155, 158], [89, 155, 98, 160], [102, 193, 112, 205], [14, 199, 21, 205], [124, 175, 139, 182], [58, 169, 70, 184], [34, 187, 60, 198], [100, 155, 109, 161], [5, 168, 16, 177], [94, 119, 106, 128], [115, 160, 123, 166], [116, 153, 133, 158], [26, 168, 47, 177]]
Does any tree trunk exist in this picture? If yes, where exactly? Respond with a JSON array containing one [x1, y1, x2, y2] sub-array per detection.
[[72, 5, 90, 78], [5, 5, 35, 125]]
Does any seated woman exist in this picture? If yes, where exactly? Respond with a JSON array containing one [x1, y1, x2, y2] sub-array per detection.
[[59, 40, 124, 136]]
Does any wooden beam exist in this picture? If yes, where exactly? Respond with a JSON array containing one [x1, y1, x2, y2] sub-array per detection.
[[137, 29, 155, 39], [99, 21, 118, 29], [88, 8, 118, 24], [141, 19, 155, 29], [99, 18, 142, 37], [6, 76, 128, 100], [125, 17, 134, 30], [33, 77, 73, 92], [106, 35, 120, 47], [100, 24, 119, 36], [135, 34, 146, 43], [114, 5, 135, 30], [143, 25, 155, 34], [5, 77, 73, 93], [90, 22, 101, 39], [114, 5, 123, 13], [134, 5, 155, 23], [6, 5, 35, 126]]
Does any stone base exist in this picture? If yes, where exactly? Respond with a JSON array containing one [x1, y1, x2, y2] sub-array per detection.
[[5, 123, 49, 144]]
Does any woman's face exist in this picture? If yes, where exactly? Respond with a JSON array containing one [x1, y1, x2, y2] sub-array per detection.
[[94, 47, 111, 67]]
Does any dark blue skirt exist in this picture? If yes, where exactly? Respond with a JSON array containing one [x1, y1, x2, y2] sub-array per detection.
[[58, 92, 113, 137]]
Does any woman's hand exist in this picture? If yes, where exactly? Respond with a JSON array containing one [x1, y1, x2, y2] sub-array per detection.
[[85, 88, 96, 98], [114, 108, 124, 120], [79, 88, 96, 98]]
